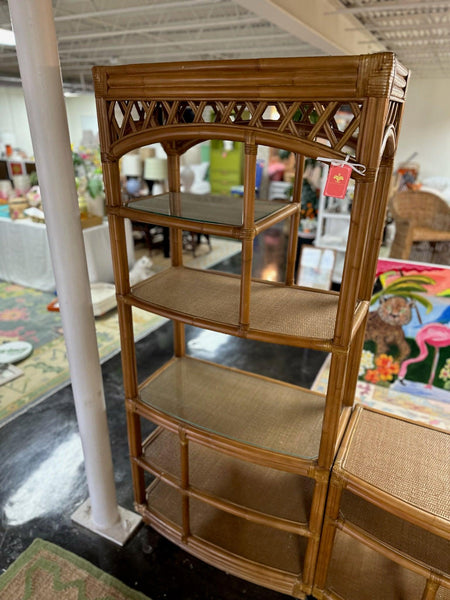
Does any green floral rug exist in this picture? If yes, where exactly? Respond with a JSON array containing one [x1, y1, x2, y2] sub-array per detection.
[[0, 538, 150, 600], [0, 237, 241, 427]]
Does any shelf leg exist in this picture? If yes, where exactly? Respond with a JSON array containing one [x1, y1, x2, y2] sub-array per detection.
[[318, 353, 347, 469], [342, 315, 368, 407], [180, 430, 191, 542], [312, 474, 344, 592], [285, 154, 304, 286], [303, 471, 330, 590], [239, 138, 257, 330], [421, 580, 439, 600], [167, 152, 186, 357]]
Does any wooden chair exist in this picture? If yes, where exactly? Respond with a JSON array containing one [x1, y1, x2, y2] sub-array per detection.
[[389, 190, 450, 260], [313, 405, 450, 600]]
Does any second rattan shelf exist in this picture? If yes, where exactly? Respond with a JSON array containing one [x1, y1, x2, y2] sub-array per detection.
[[128, 267, 359, 350]]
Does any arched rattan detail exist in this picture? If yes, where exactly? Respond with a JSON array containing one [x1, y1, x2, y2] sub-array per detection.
[[381, 125, 397, 160], [109, 124, 367, 178]]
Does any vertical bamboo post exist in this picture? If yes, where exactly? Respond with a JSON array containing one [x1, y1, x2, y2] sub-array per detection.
[[333, 97, 390, 350], [302, 470, 330, 590], [167, 150, 186, 357], [312, 474, 345, 591], [104, 158, 145, 505], [421, 580, 439, 600], [239, 136, 257, 330], [180, 430, 190, 542], [318, 353, 347, 468], [342, 158, 394, 406], [285, 154, 304, 286]]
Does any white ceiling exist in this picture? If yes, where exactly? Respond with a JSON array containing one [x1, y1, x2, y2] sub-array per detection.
[[0, 0, 449, 91]]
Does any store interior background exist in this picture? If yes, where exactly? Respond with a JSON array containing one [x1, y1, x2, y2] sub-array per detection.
[[0, 2, 449, 600]]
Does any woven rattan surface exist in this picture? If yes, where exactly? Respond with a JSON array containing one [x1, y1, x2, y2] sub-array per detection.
[[340, 490, 450, 576], [341, 408, 450, 522], [127, 193, 289, 226], [324, 529, 428, 600], [139, 357, 325, 460], [147, 479, 307, 574], [437, 586, 450, 600], [144, 428, 315, 524], [132, 267, 339, 342], [389, 191, 450, 259]]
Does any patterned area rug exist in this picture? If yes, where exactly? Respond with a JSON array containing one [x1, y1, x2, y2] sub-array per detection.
[[0, 237, 241, 426], [0, 539, 150, 600], [312, 355, 449, 430]]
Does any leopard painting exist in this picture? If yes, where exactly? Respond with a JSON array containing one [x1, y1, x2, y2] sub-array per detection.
[[364, 296, 413, 363]]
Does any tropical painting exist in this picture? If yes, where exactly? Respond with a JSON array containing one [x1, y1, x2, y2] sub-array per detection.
[[360, 258, 450, 402]]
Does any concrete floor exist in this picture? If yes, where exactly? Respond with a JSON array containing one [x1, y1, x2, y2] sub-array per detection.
[[0, 229, 326, 599]]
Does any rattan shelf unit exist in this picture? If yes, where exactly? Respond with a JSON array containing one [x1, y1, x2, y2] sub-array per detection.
[[313, 406, 450, 600], [94, 53, 408, 598]]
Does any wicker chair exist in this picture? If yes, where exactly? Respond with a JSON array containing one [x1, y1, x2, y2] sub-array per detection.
[[389, 190, 450, 260]]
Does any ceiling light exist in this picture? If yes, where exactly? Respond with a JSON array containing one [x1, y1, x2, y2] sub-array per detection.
[[0, 28, 15, 47]]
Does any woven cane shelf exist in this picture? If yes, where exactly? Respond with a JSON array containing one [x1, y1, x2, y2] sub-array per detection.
[[129, 267, 350, 349], [94, 52, 409, 597], [141, 427, 315, 530], [140, 479, 307, 596], [313, 406, 450, 600], [321, 529, 440, 600]]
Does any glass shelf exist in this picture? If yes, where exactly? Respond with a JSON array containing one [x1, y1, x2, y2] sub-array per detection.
[[138, 356, 326, 461], [126, 192, 292, 227]]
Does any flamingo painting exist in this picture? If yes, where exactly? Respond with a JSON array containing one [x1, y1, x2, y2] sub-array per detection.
[[399, 323, 450, 388]]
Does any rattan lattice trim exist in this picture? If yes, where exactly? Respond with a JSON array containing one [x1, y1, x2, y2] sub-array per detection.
[[106, 98, 363, 157]]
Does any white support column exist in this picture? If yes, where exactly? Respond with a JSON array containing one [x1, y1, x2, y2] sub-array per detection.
[[7, 0, 141, 545]]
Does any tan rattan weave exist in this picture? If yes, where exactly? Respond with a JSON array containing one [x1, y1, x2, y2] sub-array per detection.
[[389, 190, 450, 260], [143, 427, 315, 526], [313, 406, 450, 600], [437, 586, 450, 600], [139, 357, 325, 461], [132, 267, 339, 345], [340, 491, 450, 575], [325, 529, 428, 600], [342, 408, 450, 522], [146, 479, 307, 575]]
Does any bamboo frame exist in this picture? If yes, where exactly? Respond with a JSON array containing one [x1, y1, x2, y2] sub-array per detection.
[[313, 405, 450, 599], [94, 52, 409, 597]]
